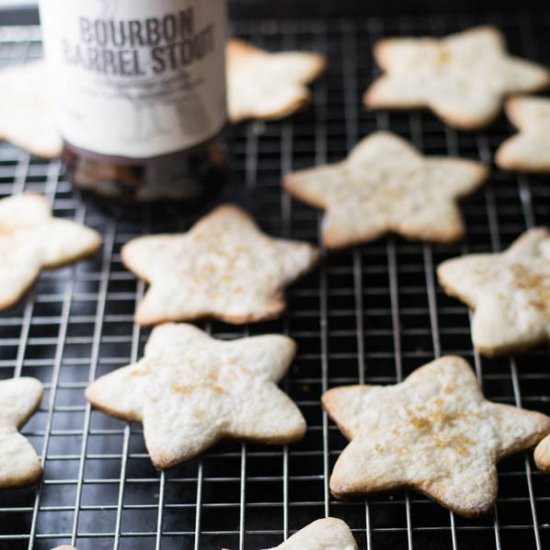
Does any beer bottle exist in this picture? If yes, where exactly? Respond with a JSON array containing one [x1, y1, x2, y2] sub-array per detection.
[[39, 0, 228, 202]]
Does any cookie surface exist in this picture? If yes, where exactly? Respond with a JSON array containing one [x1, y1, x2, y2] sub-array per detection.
[[496, 96, 550, 172], [535, 435, 550, 471], [86, 323, 306, 469], [0, 193, 102, 310], [284, 131, 488, 249], [438, 228, 550, 356], [365, 26, 550, 129], [0, 61, 62, 158], [122, 204, 319, 325], [322, 356, 550, 517], [227, 38, 326, 122], [265, 518, 357, 550], [0, 377, 43, 489]]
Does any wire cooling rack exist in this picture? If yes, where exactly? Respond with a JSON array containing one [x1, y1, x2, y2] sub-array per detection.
[[1, 12, 550, 550]]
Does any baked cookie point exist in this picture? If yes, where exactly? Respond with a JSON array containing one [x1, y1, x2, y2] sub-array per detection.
[[122, 204, 319, 325], [0, 61, 62, 158], [438, 228, 550, 356], [227, 38, 326, 123], [365, 26, 550, 130], [322, 356, 550, 516], [86, 323, 306, 469], [496, 96, 550, 173], [535, 435, 550, 471], [268, 517, 357, 549], [285, 132, 487, 248], [0, 193, 101, 310], [0, 376, 44, 489]]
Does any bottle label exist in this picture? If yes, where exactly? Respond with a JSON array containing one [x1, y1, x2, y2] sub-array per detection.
[[39, 0, 227, 159]]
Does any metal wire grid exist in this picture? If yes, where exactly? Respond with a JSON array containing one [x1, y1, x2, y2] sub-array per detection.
[[0, 12, 550, 550]]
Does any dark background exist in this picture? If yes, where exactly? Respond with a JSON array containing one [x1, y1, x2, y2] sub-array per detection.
[[0, 0, 548, 24], [228, 0, 549, 19]]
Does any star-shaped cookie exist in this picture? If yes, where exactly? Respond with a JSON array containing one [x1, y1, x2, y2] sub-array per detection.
[[227, 38, 326, 123], [0, 377, 43, 488], [365, 26, 550, 130], [265, 518, 357, 550], [0, 193, 102, 310], [438, 228, 550, 356], [284, 132, 488, 249], [86, 323, 306, 469], [322, 356, 550, 517], [0, 61, 62, 158], [121, 204, 319, 325], [495, 96, 550, 172]]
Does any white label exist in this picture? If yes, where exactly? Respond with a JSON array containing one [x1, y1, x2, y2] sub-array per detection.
[[39, 0, 227, 159]]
